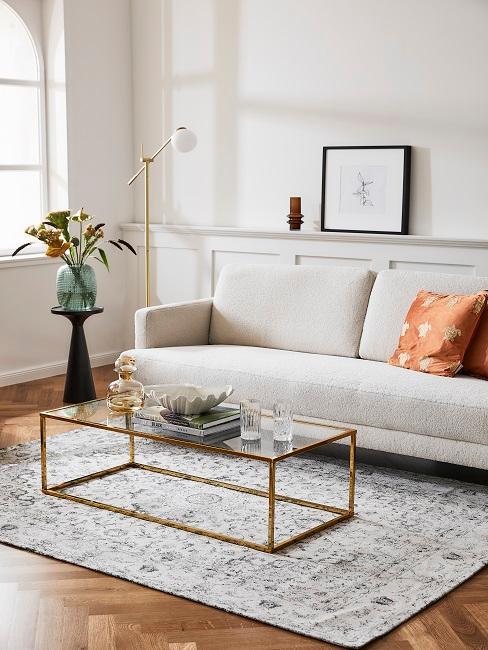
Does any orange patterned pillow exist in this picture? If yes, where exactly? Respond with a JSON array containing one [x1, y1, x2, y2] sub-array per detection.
[[389, 290, 486, 377], [463, 298, 488, 378]]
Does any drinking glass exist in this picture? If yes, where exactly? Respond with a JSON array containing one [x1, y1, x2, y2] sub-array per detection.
[[273, 401, 293, 442], [240, 399, 261, 440], [273, 439, 293, 455], [241, 439, 262, 454]]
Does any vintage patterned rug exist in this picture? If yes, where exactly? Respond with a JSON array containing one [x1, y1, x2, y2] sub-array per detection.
[[0, 429, 486, 648]]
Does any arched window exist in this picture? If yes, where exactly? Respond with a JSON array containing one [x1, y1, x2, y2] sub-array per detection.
[[0, 0, 46, 254]]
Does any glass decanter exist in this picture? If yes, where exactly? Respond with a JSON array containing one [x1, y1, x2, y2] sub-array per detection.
[[107, 354, 145, 413]]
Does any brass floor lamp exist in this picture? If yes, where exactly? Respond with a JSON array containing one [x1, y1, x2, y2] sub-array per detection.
[[128, 127, 197, 307]]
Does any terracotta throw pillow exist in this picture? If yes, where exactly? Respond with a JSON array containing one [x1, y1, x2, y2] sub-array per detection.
[[463, 297, 488, 378], [389, 290, 486, 377]]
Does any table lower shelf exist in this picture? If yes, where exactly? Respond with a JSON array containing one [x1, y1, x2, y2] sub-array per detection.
[[43, 461, 353, 553]]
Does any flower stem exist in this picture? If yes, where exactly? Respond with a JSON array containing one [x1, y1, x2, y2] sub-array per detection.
[[78, 220, 82, 264]]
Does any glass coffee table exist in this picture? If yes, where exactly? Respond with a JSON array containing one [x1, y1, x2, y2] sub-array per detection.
[[40, 400, 356, 553]]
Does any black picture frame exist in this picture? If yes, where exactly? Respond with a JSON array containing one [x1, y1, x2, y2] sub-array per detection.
[[320, 145, 411, 235]]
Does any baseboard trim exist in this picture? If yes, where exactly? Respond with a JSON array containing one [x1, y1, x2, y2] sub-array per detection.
[[317, 443, 488, 485], [0, 351, 119, 388]]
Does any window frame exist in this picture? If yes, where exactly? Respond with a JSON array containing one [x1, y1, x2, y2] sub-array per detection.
[[0, 0, 48, 256]]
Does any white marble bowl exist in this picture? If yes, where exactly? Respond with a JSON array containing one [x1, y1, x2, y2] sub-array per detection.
[[144, 383, 233, 416]]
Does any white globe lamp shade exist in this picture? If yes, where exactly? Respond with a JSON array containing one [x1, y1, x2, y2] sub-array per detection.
[[171, 127, 197, 153]]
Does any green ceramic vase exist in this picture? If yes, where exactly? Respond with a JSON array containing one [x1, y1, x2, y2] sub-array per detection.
[[56, 264, 97, 311]]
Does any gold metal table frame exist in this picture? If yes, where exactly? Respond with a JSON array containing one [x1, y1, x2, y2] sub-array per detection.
[[40, 405, 356, 553]]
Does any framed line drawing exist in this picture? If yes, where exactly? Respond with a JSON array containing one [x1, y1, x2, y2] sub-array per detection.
[[321, 145, 411, 235]]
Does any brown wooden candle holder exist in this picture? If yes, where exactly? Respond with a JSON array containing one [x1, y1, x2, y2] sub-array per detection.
[[287, 196, 304, 230]]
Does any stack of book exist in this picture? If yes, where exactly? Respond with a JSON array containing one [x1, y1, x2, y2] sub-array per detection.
[[133, 405, 240, 439]]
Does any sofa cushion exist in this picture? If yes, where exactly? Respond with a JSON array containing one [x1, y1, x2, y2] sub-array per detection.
[[388, 290, 486, 377], [129, 345, 488, 445], [209, 264, 375, 358], [463, 301, 488, 378], [360, 270, 488, 362]]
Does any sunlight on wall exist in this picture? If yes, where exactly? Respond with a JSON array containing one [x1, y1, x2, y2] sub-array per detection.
[[131, 0, 488, 238]]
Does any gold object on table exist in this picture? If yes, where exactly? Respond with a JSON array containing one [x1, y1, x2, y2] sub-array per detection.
[[106, 354, 144, 413], [40, 400, 356, 553]]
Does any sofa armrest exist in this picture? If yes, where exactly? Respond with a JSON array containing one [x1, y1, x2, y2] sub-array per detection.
[[135, 298, 213, 349]]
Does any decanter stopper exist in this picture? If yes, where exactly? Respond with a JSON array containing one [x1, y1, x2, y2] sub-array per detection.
[[107, 354, 145, 413]]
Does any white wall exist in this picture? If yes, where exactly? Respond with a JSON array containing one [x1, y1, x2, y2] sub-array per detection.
[[2, 0, 488, 384], [61, 0, 134, 356], [0, 0, 134, 384], [130, 0, 488, 238], [42, 0, 68, 210]]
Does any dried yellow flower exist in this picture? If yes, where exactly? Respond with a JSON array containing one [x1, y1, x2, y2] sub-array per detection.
[[84, 225, 97, 239], [37, 229, 50, 243], [46, 242, 72, 257]]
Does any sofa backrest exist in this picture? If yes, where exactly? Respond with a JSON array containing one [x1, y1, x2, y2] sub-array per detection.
[[360, 269, 488, 362], [209, 264, 375, 357]]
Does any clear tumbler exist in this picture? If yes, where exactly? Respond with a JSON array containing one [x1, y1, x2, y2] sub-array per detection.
[[273, 401, 293, 442], [240, 399, 261, 441]]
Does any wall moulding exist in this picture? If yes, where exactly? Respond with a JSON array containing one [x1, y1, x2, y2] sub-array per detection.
[[121, 223, 488, 311], [121, 223, 488, 249], [0, 350, 119, 388]]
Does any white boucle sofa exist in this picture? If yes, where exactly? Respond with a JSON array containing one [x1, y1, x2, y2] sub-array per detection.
[[125, 264, 488, 472]]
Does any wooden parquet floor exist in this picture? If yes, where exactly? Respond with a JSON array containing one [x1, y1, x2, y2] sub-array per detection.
[[0, 367, 486, 649]]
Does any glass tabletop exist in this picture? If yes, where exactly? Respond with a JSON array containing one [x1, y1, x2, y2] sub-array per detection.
[[42, 399, 354, 461]]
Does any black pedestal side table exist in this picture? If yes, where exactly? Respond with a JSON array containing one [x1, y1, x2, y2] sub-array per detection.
[[51, 306, 104, 403]]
